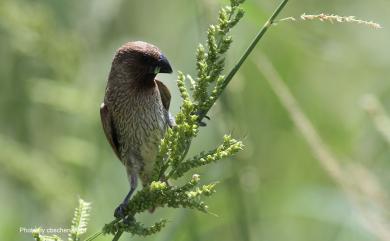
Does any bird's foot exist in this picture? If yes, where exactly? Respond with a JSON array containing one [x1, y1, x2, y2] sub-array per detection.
[[192, 110, 210, 127], [114, 202, 128, 219], [198, 115, 210, 127], [114, 175, 137, 219], [123, 215, 135, 225]]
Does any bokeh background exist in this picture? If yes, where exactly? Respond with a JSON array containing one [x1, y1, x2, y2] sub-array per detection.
[[1, 0, 389, 240]]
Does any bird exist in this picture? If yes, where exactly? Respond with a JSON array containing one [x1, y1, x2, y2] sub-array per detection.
[[100, 41, 174, 219]]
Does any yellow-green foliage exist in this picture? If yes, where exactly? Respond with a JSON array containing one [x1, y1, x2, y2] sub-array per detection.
[[32, 199, 91, 241], [68, 199, 91, 241]]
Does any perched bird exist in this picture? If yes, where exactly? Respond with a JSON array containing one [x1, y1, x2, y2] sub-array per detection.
[[100, 41, 174, 218]]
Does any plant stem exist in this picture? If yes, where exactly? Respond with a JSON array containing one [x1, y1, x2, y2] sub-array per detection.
[[83, 231, 102, 241], [112, 230, 124, 241], [183, 0, 289, 170], [199, 0, 290, 120]]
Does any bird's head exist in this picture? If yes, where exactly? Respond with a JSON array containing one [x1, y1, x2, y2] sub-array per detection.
[[112, 41, 172, 83]]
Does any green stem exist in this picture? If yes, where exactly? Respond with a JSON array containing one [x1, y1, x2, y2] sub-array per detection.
[[83, 231, 102, 241], [181, 0, 289, 172], [112, 230, 124, 241], [200, 0, 289, 119]]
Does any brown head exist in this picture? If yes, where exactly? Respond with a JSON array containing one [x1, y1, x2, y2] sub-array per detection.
[[109, 41, 172, 86]]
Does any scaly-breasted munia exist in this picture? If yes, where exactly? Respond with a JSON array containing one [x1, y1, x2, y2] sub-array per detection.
[[100, 41, 174, 218]]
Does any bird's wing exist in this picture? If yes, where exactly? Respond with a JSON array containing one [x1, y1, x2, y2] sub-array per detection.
[[100, 102, 121, 160], [156, 80, 171, 110], [155, 80, 175, 127]]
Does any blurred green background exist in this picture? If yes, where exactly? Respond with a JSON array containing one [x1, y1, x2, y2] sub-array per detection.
[[1, 0, 389, 240]]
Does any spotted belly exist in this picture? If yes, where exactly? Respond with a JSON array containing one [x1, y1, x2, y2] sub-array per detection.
[[138, 128, 165, 182], [114, 103, 167, 182]]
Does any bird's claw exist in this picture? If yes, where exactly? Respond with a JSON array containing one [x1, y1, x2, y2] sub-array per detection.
[[198, 115, 210, 127], [114, 202, 127, 219], [198, 121, 207, 127], [192, 110, 210, 127], [114, 202, 135, 225], [123, 215, 135, 225]]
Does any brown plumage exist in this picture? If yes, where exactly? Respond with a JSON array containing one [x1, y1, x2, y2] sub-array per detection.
[[100, 41, 174, 218]]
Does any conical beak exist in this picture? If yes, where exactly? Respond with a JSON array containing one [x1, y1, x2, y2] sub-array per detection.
[[156, 54, 172, 74]]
